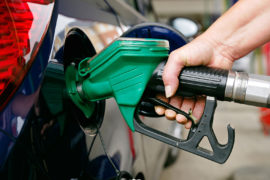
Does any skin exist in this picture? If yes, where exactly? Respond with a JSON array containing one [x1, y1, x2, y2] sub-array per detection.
[[156, 0, 270, 129]]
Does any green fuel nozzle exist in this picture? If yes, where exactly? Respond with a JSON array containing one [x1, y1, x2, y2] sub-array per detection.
[[65, 37, 235, 164], [65, 38, 169, 131]]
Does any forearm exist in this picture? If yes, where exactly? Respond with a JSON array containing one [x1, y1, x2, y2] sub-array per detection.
[[203, 0, 270, 60]]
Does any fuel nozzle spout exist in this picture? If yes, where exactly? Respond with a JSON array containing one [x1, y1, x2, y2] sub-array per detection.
[[225, 71, 270, 108]]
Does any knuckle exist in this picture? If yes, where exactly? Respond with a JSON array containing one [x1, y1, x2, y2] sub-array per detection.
[[169, 50, 180, 60], [162, 73, 171, 83]]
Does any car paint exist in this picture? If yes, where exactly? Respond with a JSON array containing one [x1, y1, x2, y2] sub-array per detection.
[[0, 1, 58, 169]]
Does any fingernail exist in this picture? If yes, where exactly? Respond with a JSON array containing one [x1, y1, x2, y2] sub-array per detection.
[[165, 109, 176, 120], [166, 110, 175, 117], [155, 106, 164, 115], [176, 114, 187, 123], [165, 85, 173, 98]]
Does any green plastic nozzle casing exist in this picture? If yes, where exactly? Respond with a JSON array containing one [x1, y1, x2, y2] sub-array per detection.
[[65, 38, 169, 131]]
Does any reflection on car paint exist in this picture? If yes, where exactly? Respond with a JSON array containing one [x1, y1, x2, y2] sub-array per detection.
[[0, 1, 58, 169]]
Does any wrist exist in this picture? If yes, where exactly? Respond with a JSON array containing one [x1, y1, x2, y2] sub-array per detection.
[[200, 31, 237, 62]]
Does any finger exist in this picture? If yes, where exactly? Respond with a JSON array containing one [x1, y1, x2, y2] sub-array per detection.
[[176, 98, 195, 124], [169, 96, 183, 109], [156, 94, 169, 103], [155, 105, 165, 115], [165, 109, 176, 120], [185, 120, 192, 129], [155, 94, 169, 115], [176, 114, 188, 124], [165, 96, 183, 120], [163, 50, 186, 98], [192, 96, 206, 123]]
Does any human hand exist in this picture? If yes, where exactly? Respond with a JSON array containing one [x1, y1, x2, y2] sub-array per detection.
[[155, 0, 270, 128], [155, 35, 235, 129]]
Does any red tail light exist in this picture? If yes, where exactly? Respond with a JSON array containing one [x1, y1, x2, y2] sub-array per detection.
[[0, 0, 55, 111]]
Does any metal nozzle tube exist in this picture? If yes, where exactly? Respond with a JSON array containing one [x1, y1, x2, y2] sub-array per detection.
[[225, 71, 270, 108]]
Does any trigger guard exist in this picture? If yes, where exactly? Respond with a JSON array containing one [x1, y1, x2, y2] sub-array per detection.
[[134, 96, 235, 164]]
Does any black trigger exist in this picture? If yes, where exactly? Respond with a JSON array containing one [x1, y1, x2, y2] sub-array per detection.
[[138, 100, 162, 117]]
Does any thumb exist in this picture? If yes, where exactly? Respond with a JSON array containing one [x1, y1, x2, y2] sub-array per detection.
[[162, 50, 187, 98], [163, 37, 215, 98]]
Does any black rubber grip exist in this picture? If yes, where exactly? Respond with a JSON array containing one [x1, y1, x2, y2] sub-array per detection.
[[147, 62, 229, 100], [178, 66, 228, 100]]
